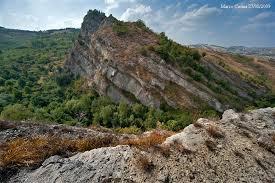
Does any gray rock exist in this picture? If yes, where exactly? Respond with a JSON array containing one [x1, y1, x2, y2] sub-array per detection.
[[6, 107, 275, 183]]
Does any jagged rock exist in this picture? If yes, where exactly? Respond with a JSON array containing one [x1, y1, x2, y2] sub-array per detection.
[[5, 108, 275, 183]]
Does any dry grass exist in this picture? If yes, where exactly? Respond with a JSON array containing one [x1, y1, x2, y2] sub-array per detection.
[[205, 139, 217, 151], [206, 125, 224, 138], [0, 135, 116, 167], [120, 131, 173, 150], [135, 154, 154, 173]]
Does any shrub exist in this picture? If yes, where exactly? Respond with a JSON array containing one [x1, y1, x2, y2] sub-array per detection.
[[0, 77, 5, 86], [135, 154, 154, 172], [0, 104, 33, 121], [55, 72, 73, 87], [192, 72, 202, 81], [100, 105, 115, 127], [140, 46, 148, 56], [202, 109, 219, 120], [191, 50, 201, 61], [135, 19, 146, 29], [115, 126, 142, 135], [166, 113, 192, 131], [113, 21, 129, 36]]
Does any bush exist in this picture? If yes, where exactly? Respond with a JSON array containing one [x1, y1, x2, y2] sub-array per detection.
[[55, 72, 73, 87], [0, 77, 5, 86], [100, 105, 115, 127], [140, 46, 148, 56], [113, 21, 129, 36], [115, 126, 142, 135], [166, 112, 192, 131], [1, 104, 33, 121], [135, 19, 146, 29]]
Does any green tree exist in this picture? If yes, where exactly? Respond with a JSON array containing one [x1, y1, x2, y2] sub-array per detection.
[[1, 104, 33, 121], [100, 105, 114, 127]]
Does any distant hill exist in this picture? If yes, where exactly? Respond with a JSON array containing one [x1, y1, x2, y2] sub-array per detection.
[[0, 26, 80, 50], [190, 44, 275, 61]]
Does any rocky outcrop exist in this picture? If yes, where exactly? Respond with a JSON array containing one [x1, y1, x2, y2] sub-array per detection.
[[6, 107, 275, 183], [65, 10, 226, 111], [65, 10, 274, 112]]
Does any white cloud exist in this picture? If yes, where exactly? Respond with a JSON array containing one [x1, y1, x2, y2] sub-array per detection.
[[104, 0, 136, 14], [249, 12, 273, 22], [153, 5, 221, 34], [180, 5, 221, 22], [120, 4, 152, 21], [242, 11, 275, 32], [240, 22, 275, 32]]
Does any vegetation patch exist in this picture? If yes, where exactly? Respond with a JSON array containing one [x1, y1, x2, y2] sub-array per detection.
[[0, 135, 116, 167], [113, 21, 129, 36], [135, 154, 155, 173], [121, 131, 173, 150]]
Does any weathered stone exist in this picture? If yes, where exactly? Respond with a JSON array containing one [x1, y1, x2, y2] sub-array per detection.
[[5, 107, 275, 183]]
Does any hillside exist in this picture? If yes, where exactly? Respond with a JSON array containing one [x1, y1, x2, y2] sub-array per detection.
[[65, 10, 275, 113], [0, 25, 218, 132], [190, 44, 275, 61], [1, 10, 274, 133]]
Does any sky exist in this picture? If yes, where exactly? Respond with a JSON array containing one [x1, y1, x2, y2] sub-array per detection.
[[0, 0, 274, 47]]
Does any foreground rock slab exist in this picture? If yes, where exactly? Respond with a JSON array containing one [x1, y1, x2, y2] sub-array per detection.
[[6, 107, 275, 183]]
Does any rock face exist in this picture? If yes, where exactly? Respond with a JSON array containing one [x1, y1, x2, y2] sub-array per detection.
[[7, 107, 275, 183], [65, 10, 274, 112], [67, 10, 237, 111]]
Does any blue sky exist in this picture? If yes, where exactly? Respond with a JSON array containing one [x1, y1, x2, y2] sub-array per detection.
[[0, 0, 274, 47]]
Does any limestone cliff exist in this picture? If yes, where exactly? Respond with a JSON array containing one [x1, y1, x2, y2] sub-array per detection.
[[65, 10, 273, 112]]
